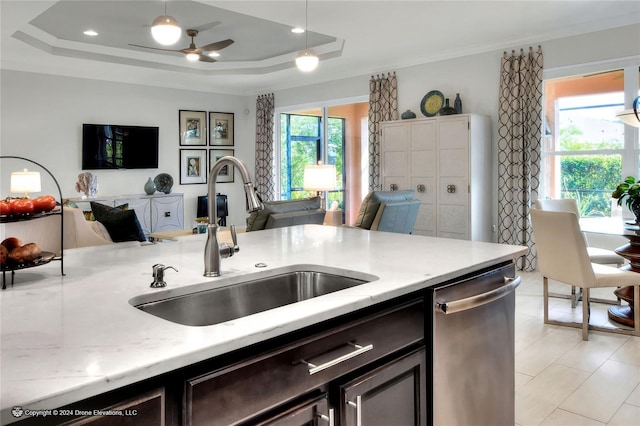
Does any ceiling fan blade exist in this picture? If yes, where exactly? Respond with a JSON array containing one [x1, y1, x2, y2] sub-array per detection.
[[199, 39, 234, 52], [128, 43, 181, 53], [198, 54, 217, 63]]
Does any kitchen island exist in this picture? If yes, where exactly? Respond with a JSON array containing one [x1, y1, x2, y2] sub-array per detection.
[[1, 225, 527, 425]]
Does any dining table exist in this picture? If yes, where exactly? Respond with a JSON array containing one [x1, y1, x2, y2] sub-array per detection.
[[580, 217, 639, 327]]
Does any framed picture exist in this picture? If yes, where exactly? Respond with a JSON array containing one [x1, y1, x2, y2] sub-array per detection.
[[210, 149, 235, 183], [179, 149, 207, 184], [209, 112, 234, 146], [179, 110, 207, 146]]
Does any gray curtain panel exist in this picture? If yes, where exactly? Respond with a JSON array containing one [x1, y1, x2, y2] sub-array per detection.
[[255, 93, 276, 201], [497, 46, 543, 271], [368, 72, 398, 192]]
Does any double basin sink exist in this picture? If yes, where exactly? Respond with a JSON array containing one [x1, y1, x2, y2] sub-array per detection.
[[130, 265, 378, 326]]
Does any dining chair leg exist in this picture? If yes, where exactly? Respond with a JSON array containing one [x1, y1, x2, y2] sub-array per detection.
[[634, 286, 640, 337], [543, 277, 550, 324], [582, 288, 590, 341]]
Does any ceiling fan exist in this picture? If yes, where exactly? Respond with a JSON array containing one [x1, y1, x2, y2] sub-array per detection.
[[130, 29, 233, 63]]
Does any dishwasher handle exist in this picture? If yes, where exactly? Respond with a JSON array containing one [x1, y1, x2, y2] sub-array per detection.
[[435, 276, 521, 314]]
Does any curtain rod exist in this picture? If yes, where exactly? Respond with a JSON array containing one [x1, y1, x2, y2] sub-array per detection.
[[503, 45, 542, 57]]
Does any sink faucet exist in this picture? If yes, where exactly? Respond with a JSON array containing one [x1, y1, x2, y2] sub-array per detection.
[[204, 156, 263, 277]]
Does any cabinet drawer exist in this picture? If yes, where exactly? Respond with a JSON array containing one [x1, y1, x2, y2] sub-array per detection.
[[60, 388, 165, 426], [185, 300, 424, 426]]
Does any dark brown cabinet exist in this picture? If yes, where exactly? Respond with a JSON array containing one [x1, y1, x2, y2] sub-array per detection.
[[184, 300, 425, 426]]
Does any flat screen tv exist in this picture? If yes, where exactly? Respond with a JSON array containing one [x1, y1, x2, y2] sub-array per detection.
[[82, 124, 159, 170]]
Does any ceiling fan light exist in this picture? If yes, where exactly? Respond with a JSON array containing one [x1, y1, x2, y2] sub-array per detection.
[[185, 52, 200, 61], [151, 15, 181, 45], [295, 50, 319, 72]]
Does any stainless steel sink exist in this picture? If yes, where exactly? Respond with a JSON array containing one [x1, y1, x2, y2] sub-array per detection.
[[130, 266, 376, 326]]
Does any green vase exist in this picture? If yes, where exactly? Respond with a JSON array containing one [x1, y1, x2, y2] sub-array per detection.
[[144, 177, 156, 195]]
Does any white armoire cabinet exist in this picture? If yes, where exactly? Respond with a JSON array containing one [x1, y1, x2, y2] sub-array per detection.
[[380, 114, 491, 241]]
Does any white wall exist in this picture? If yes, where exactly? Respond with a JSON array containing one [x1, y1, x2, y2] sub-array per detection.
[[0, 72, 255, 226], [2, 24, 638, 234]]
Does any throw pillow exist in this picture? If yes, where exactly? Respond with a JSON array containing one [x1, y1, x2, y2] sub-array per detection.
[[90, 202, 146, 242]]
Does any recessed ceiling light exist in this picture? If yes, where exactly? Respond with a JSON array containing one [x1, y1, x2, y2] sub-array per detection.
[[83, 29, 98, 36], [291, 27, 305, 34]]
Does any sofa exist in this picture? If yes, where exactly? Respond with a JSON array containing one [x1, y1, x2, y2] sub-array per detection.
[[353, 190, 421, 234], [245, 197, 325, 231]]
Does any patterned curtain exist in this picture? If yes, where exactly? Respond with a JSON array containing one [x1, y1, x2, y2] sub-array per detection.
[[497, 46, 543, 271], [255, 93, 275, 201], [368, 72, 398, 191]]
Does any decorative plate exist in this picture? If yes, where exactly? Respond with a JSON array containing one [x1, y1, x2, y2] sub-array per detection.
[[420, 90, 445, 117], [154, 173, 174, 194]]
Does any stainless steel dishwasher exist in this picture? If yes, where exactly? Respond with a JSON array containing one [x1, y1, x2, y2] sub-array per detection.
[[430, 262, 520, 426]]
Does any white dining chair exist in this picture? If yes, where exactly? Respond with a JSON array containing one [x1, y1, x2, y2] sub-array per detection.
[[534, 198, 624, 307], [530, 208, 640, 340]]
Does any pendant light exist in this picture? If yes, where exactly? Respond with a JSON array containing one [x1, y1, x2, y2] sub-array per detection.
[[151, 0, 181, 46], [295, 0, 319, 72]]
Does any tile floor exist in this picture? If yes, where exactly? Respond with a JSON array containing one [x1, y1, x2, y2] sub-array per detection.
[[514, 270, 640, 426]]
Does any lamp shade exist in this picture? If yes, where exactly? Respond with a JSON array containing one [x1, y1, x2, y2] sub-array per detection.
[[11, 169, 41, 196], [151, 15, 181, 45], [616, 109, 640, 128], [295, 50, 319, 72], [303, 164, 336, 191]]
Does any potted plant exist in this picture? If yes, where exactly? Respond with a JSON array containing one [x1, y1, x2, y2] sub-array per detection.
[[612, 176, 640, 222]]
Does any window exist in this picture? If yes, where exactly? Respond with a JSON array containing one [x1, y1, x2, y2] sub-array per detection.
[[542, 67, 639, 217], [279, 113, 345, 208]]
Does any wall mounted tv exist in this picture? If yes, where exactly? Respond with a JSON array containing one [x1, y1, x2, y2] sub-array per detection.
[[82, 124, 159, 170]]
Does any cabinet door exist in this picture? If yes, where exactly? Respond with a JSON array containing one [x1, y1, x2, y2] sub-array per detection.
[[381, 122, 410, 191], [150, 195, 184, 233], [251, 395, 332, 426], [409, 120, 437, 236], [437, 117, 470, 240], [340, 348, 427, 426]]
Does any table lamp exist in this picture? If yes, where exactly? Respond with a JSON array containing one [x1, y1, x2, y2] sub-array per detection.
[[303, 162, 336, 210], [10, 168, 41, 198]]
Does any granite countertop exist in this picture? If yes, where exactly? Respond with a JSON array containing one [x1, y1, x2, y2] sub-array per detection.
[[0, 225, 527, 424]]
